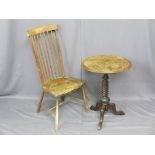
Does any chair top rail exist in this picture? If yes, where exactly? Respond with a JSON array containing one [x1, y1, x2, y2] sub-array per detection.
[[27, 24, 58, 36]]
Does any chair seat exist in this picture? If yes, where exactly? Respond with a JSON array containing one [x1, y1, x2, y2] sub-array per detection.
[[42, 77, 83, 97]]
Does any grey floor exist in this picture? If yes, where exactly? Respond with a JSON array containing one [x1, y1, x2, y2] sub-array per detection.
[[0, 96, 155, 135]]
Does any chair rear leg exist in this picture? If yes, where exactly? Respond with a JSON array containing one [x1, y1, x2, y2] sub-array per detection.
[[82, 86, 89, 112], [61, 95, 65, 102], [55, 98, 59, 130], [36, 91, 44, 113]]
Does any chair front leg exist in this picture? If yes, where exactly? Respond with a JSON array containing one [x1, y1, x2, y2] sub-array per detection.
[[36, 90, 44, 113], [82, 86, 89, 112], [55, 98, 59, 130]]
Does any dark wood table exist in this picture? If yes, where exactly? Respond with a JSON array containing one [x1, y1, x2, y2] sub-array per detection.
[[82, 55, 132, 130]]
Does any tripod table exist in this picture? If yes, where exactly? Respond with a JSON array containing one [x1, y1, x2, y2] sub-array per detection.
[[82, 55, 132, 130]]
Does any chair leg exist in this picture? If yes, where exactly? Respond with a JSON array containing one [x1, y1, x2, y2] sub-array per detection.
[[55, 98, 59, 130], [82, 86, 89, 112], [61, 95, 65, 102], [36, 91, 44, 113]]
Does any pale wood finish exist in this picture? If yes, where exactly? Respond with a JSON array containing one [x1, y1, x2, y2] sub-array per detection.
[[82, 86, 89, 112], [27, 24, 88, 130], [55, 98, 59, 130], [28, 26, 64, 82], [27, 24, 58, 36], [36, 91, 44, 113]]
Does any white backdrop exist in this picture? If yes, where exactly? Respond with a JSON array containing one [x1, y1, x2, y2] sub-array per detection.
[[0, 19, 155, 134]]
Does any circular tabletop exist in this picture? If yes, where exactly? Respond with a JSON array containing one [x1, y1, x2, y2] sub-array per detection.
[[82, 55, 132, 74]]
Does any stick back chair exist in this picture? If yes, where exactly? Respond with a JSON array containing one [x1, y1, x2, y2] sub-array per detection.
[[27, 24, 89, 129]]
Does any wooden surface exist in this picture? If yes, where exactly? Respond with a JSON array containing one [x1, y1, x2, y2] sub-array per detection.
[[82, 55, 132, 74]]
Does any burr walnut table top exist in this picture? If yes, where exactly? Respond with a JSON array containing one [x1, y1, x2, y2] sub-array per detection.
[[82, 55, 132, 74]]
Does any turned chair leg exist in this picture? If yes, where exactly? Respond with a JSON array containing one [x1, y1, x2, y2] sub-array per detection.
[[61, 95, 65, 102], [82, 86, 89, 112], [55, 98, 59, 130], [36, 91, 44, 113]]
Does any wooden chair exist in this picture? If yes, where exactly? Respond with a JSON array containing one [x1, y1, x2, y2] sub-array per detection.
[[27, 24, 89, 130]]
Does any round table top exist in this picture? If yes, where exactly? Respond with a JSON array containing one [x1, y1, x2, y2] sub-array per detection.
[[82, 55, 132, 74]]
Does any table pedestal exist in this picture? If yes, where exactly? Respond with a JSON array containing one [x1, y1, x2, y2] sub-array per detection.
[[90, 74, 125, 130]]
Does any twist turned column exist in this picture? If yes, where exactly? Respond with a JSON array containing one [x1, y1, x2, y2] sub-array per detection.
[[97, 74, 110, 130], [101, 74, 110, 104]]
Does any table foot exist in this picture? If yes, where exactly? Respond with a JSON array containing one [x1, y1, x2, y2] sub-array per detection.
[[109, 103, 125, 115], [91, 102, 125, 130], [90, 102, 102, 111], [97, 108, 105, 130]]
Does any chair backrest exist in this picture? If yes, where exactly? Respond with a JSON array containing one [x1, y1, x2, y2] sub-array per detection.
[[27, 24, 65, 83]]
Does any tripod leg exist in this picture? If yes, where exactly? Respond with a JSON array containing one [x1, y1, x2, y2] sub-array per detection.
[[109, 103, 125, 115], [90, 102, 102, 111], [97, 108, 106, 130]]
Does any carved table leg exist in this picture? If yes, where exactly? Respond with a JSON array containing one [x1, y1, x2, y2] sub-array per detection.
[[90, 102, 102, 111], [109, 103, 125, 115], [97, 107, 106, 130]]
